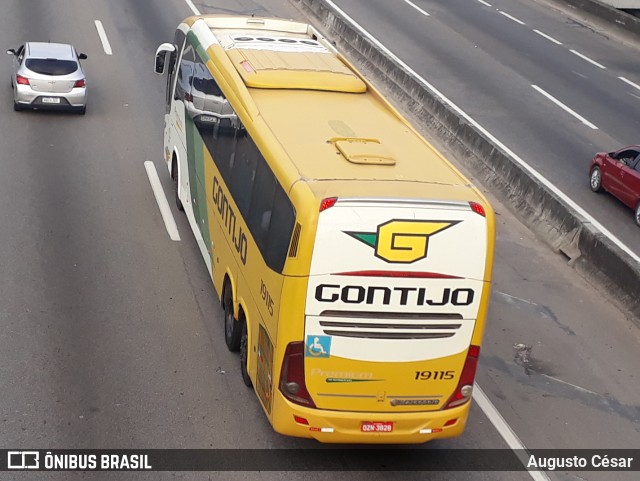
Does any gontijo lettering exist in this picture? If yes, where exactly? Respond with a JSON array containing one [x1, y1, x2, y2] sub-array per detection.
[[212, 176, 248, 264], [315, 285, 475, 306]]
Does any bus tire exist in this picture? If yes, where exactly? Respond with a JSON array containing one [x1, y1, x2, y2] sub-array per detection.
[[223, 284, 241, 352], [172, 158, 184, 212], [240, 318, 252, 387]]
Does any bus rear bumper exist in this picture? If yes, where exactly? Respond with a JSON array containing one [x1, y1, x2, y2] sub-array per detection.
[[271, 394, 470, 444]]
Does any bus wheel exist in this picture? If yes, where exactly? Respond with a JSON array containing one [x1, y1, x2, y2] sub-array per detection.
[[240, 319, 252, 387], [223, 285, 241, 352], [172, 159, 184, 212]]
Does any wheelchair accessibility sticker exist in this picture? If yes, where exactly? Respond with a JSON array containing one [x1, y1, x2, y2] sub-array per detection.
[[305, 335, 332, 358]]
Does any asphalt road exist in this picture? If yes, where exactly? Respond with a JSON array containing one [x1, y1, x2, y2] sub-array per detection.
[[0, 0, 638, 480], [330, 0, 640, 259]]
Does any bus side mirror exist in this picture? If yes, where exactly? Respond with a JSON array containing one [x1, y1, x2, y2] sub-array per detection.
[[154, 43, 176, 75]]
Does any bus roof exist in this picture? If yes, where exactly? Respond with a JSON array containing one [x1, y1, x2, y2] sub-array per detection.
[[186, 15, 483, 201]]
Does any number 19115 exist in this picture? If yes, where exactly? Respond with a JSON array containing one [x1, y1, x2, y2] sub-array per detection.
[[414, 370, 455, 380]]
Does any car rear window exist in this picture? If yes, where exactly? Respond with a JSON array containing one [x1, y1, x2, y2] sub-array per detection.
[[25, 59, 78, 75]]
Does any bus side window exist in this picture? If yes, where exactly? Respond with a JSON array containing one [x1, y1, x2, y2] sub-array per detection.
[[168, 30, 186, 109], [229, 134, 258, 216], [248, 157, 277, 253], [212, 122, 237, 183], [265, 186, 296, 272], [165, 50, 177, 110], [175, 44, 195, 102]]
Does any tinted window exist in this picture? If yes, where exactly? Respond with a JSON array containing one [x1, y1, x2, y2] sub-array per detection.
[[185, 55, 296, 272], [192, 65, 223, 97], [614, 149, 639, 163], [25, 59, 77, 75], [265, 185, 296, 272], [229, 133, 258, 216], [247, 158, 277, 252], [175, 44, 194, 102], [212, 125, 237, 182], [167, 30, 186, 109]]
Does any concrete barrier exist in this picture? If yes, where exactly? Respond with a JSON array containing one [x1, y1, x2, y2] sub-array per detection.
[[556, 0, 640, 38], [292, 0, 640, 320]]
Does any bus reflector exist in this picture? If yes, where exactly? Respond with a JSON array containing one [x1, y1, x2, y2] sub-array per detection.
[[279, 342, 316, 408], [444, 345, 480, 409], [319, 197, 338, 212], [469, 202, 486, 217], [294, 415, 309, 425]]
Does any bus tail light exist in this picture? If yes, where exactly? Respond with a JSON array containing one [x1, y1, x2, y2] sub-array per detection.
[[319, 197, 337, 212], [469, 201, 486, 217], [279, 342, 316, 408], [444, 345, 480, 409], [16, 75, 30, 85]]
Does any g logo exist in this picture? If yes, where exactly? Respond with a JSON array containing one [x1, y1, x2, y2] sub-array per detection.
[[347, 220, 459, 263]]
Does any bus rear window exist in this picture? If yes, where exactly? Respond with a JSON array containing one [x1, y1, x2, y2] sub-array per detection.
[[25, 59, 78, 75]]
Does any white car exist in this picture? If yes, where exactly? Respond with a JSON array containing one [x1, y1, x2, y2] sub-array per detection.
[[7, 42, 87, 114]]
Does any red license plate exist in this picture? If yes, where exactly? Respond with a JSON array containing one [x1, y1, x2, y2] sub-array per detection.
[[361, 421, 394, 433]]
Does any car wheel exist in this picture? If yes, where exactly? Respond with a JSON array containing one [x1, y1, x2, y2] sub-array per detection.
[[223, 283, 241, 352], [240, 319, 252, 387], [77, 106, 86, 115], [172, 160, 184, 212], [13, 101, 23, 112], [635, 203, 640, 227], [590, 167, 603, 192]]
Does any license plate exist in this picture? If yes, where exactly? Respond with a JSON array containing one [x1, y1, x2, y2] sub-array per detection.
[[42, 97, 60, 104], [199, 115, 218, 123], [361, 421, 393, 433]]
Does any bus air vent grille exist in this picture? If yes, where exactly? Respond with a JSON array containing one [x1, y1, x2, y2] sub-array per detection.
[[288, 222, 302, 258], [318, 313, 463, 340]]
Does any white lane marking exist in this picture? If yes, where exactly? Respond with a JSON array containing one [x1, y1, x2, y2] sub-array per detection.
[[474, 385, 551, 481], [477, 0, 492, 6], [533, 29, 562, 45], [498, 11, 526, 25], [531, 84, 598, 130], [629, 92, 640, 102], [94, 20, 113, 55], [495, 291, 537, 306], [184, 0, 200, 15], [539, 374, 599, 396], [619, 76, 640, 92], [144, 161, 181, 241], [570, 49, 606, 69], [402, 0, 430, 16]]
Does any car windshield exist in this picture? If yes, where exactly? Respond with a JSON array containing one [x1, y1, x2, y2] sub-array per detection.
[[25, 58, 78, 75]]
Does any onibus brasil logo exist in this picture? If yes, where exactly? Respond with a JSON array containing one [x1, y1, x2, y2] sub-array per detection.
[[346, 219, 459, 263]]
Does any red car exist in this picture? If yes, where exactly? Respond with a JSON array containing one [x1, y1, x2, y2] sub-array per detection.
[[589, 145, 640, 226]]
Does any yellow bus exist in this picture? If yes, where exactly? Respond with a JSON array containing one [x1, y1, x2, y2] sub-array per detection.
[[154, 14, 495, 444]]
